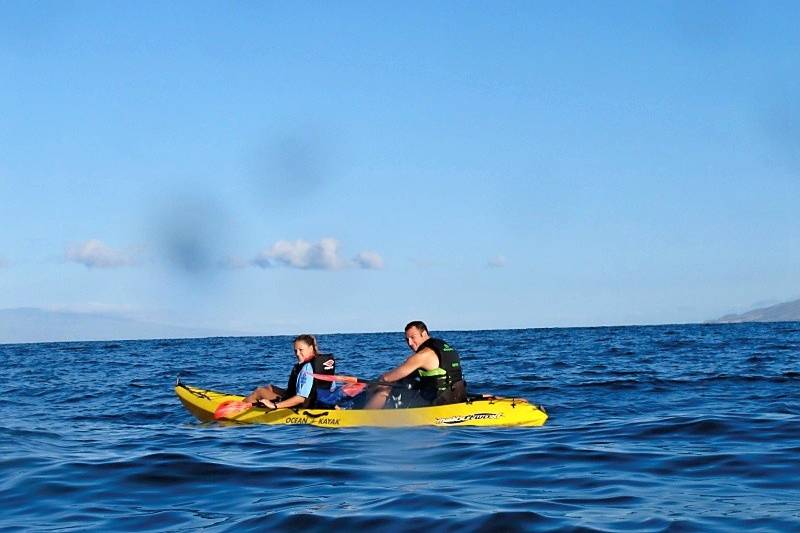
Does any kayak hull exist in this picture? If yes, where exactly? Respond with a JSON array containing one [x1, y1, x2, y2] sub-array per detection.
[[175, 383, 548, 427]]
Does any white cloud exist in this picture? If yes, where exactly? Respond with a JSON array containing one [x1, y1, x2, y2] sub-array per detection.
[[252, 238, 384, 271], [254, 238, 346, 270], [354, 251, 384, 270], [65, 239, 135, 269], [488, 255, 507, 268]]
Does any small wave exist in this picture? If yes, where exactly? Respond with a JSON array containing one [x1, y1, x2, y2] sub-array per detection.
[[755, 343, 798, 351], [566, 372, 800, 392], [655, 339, 700, 349], [233, 510, 561, 533], [574, 378, 644, 389], [604, 346, 637, 356], [702, 373, 800, 384], [627, 416, 736, 439]]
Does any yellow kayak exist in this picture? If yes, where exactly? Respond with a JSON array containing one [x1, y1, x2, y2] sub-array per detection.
[[175, 382, 548, 427]]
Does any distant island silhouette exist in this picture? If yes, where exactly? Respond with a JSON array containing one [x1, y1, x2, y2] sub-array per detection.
[[709, 297, 800, 324], [0, 308, 251, 344]]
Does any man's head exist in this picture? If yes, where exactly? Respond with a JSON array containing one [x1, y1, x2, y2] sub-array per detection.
[[404, 320, 430, 351]]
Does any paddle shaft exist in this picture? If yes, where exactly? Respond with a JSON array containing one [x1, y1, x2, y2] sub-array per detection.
[[312, 373, 413, 388]]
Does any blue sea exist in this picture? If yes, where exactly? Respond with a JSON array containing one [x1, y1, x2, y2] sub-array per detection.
[[2, 323, 799, 532]]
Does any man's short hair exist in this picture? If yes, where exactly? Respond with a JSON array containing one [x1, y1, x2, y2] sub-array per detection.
[[404, 321, 428, 334]]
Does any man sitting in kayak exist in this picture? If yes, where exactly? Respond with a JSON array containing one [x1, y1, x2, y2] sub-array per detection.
[[244, 334, 335, 409], [365, 321, 467, 409]]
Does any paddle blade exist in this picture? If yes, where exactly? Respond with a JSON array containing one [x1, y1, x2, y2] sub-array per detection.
[[213, 400, 253, 420], [342, 382, 367, 396]]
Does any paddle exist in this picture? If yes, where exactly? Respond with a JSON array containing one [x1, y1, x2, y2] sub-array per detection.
[[314, 375, 508, 404], [312, 373, 403, 386], [313, 373, 419, 399], [214, 375, 412, 419]]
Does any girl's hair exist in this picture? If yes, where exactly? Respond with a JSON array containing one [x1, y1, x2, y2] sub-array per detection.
[[293, 334, 319, 355]]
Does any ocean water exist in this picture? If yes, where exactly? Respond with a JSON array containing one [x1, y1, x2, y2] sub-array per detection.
[[1, 322, 799, 532]]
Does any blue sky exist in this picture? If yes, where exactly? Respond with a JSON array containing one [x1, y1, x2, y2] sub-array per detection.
[[1, 1, 799, 335]]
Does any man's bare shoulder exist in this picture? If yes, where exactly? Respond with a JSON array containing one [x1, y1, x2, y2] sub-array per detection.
[[410, 347, 439, 370]]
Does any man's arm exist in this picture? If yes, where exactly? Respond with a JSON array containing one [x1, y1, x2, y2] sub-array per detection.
[[381, 349, 438, 382]]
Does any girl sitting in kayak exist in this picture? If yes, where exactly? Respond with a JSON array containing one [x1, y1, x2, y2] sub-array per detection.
[[244, 334, 336, 409]]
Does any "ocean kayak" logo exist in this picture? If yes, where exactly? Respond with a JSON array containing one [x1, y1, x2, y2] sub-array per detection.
[[284, 416, 341, 425]]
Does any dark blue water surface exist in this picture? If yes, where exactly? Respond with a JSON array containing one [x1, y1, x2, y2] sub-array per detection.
[[2, 323, 799, 532]]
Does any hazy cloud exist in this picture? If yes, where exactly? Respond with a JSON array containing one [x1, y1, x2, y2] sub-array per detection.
[[65, 239, 135, 269], [354, 251, 384, 270], [149, 192, 234, 277], [0, 257, 7, 268], [669, 1, 748, 51], [218, 256, 250, 270], [488, 255, 508, 268], [45, 302, 137, 317], [760, 82, 800, 171], [252, 238, 383, 271], [249, 129, 337, 209]]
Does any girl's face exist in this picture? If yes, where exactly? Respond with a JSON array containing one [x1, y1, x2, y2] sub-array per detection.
[[294, 340, 315, 363]]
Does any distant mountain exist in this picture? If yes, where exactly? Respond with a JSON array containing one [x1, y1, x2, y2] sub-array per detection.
[[0, 307, 250, 344], [709, 298, 800, 324]]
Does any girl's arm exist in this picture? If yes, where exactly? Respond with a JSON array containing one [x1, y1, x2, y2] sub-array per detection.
[[272, 395, 306, 409]]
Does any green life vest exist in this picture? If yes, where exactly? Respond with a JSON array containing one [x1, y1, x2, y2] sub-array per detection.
[[416, 338, 464, 403]]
